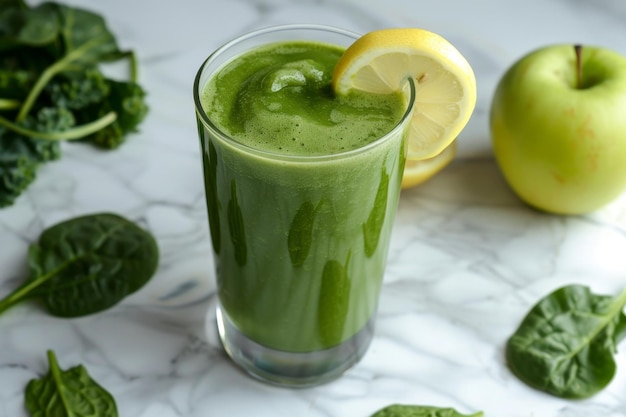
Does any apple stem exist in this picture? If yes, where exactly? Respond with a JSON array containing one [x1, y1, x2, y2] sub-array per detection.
[[575, 44, 583, 89]]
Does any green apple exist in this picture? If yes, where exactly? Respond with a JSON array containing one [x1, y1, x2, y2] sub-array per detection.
[[490, 44, 626, 214]]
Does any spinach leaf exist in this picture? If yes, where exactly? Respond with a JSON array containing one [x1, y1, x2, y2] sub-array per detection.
[[0, 1, 60, 50], [25, 350, 118, 417], [370, 404, 483, 417], [506, 284, 626, 398], [0, 212, 159, 317]]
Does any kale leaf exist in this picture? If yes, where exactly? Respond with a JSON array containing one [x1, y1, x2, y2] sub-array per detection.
[[46, 68, 111, 110], [0, 125, 60, 206], [0, 0, 149, 207], [80, 79, 149, 149]]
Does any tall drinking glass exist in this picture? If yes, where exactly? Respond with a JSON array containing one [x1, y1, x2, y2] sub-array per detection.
[[193, 24, 415, 387]]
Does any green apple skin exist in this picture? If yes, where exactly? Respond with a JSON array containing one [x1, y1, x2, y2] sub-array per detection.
[[490, 44, 626, 215]]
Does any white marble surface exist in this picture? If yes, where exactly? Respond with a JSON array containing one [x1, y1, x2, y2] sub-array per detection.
[[2, 0, 626, 416]]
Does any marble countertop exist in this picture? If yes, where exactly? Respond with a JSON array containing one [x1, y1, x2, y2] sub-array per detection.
[[2, 0, 626, 416]]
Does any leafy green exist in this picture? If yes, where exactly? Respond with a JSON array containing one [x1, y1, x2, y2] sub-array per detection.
[[0, 1, 60, 50], [46, 68, 110, 109], [506, 284, 626, 398], [0, 125, 60, 206], [25, 350, 118, 417], [0, 0, 148, 207], [80, 79, 148, 149], [370, 404, 483, 417], [0, 212, 159, 317]]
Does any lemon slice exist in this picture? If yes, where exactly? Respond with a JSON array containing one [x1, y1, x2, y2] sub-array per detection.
[[401, 140, 456, 189], [333, 28, 476, 161]]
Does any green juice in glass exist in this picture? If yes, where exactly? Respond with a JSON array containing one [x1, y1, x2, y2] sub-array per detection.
[[194, 25, 413, 386]]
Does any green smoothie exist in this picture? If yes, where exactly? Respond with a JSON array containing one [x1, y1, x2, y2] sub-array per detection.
[[197, 40, 408, 353]]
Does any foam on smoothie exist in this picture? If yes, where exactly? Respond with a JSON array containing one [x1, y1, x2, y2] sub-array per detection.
[[202, 41, 405, 155]]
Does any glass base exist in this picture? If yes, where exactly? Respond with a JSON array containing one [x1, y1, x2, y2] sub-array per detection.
[[215, 304, 374, 387]]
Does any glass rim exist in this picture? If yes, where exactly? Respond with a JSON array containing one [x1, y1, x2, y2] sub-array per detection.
[[193, 23, 416, 163]]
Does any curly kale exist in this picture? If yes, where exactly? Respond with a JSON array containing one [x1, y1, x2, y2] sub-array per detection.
[[79, 79, 149, 149], [0, 126, 60, 207], [0, 0, 149, 207], [46, 69, 111, 110]]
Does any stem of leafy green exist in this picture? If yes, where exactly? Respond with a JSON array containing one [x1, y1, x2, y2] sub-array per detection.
[[0, 259, 74, 315], [115, 50, 139, 82], [16, 35, 114, 122], [0, 99, 21, 111], [0, 279, 38, 315], [0, 111, 117, 140], [128, 51, 138, 82], [46, 350, 73, 412]]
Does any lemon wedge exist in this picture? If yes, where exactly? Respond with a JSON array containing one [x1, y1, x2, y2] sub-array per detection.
[[333, 28, 476, 187], [401, 140, 456, 189]]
